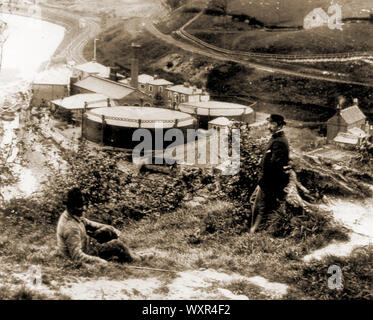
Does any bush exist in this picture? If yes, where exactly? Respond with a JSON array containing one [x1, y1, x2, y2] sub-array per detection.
[[293, 246, 373, 299]]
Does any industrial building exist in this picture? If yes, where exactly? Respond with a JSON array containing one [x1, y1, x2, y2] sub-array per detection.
[[82, 106, 196, 149], [71, 75, 152, 107]]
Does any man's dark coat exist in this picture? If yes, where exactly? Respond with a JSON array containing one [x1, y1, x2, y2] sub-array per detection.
[[258, 130, 290, 197]]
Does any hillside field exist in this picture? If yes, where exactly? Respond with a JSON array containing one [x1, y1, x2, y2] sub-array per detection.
[[228, 0, 373, 26]]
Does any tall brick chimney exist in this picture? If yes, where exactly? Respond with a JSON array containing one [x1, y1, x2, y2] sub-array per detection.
[[131, 43, 141, 89]]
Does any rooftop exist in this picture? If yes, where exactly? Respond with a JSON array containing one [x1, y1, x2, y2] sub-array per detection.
[[209, 117, 233, 126], [52, 93, 117, 110], [333, 132, 359, 145], [148, 79, 174, 86], [178, 100, 255, 117], [86, 106, 195, 129], [339, 105, 366, 124], [138, 74, 154, 84], [74, 61, 111, 78], [74, 76, 137, 100], [348, 127, 367, 138], [167, 85, 205, 95]]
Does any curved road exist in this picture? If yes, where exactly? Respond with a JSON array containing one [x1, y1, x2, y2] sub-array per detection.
[[0, 5, 100, 65], [145, 19, 373, 88]]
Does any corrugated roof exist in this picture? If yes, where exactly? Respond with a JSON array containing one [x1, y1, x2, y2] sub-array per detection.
[[74, 61, 110, 78], [52, 93, 117, 110], [340, 106, 366, 125], [74, 76, 136, 100]]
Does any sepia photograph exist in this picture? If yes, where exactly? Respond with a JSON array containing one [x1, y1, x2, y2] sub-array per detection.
[[0, 0, 372, 309]]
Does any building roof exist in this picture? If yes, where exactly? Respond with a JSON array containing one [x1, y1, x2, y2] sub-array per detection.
[[179, 100, 255, 117], [333, 132, 359, 145], [74, 76, 137, 100], [340, 105, 366, 125], [52, 93, 117, 110], [347, 127, 367, 139], [85, 106, 195, 129], [74, 61, 110, 78], [148, 79, 173, 86], [209, 117, 233, 126], [138, 74, 154, 84], [167, 85, 204, 95]]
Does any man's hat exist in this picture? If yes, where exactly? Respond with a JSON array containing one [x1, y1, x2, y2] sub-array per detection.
[[66, 187, 84, 209], [267, 114, 286, 126]]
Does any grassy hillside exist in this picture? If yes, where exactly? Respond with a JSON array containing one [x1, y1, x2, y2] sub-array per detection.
[[228, 0, 372, 26], [83, 18, 217, 85]]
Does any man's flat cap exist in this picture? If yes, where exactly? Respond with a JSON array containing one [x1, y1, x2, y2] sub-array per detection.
[[267, 114, 286, 126]]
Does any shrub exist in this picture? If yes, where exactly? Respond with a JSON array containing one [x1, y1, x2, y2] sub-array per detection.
[[293, 246, 373, 299]]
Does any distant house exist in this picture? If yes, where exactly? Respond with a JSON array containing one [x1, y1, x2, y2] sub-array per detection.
[[147, 77, 174, 99], [125, 74, 174, 100], [166, 84, 210, 110], [72, 75, 152, 107], [303, 8, 329, 29], [73, 61, 111, 80], [327, 99, 367, 143]]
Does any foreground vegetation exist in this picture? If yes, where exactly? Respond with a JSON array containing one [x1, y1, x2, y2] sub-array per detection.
[[1, 124, 372, 299]]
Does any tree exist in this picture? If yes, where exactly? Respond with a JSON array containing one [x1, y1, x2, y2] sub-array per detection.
[[206, 0, 228, 15]]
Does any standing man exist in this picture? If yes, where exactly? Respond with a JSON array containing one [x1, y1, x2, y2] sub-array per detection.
[[250, 114, 290, 234], [57, 187, 140, 265]]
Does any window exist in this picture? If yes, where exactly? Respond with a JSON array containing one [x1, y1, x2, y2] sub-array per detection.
[[149, 85, 153, 92], [159, 86, 164, 93], [181, 94, 185, 102], [140, 84, 145, 90], [168, 91, 172, 98], [175, 94, 179, 102]]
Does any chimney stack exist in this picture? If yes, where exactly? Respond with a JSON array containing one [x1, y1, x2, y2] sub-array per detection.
[[353, 98, 358, 107], [131, 43, 141, 89]]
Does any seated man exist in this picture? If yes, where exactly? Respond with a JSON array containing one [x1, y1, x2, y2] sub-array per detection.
[[57, 187, 139, 265]]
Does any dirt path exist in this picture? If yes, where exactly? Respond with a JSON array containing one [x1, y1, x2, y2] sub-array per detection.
[[304, 194, 373, 262], [58, 268, 288, 300]]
